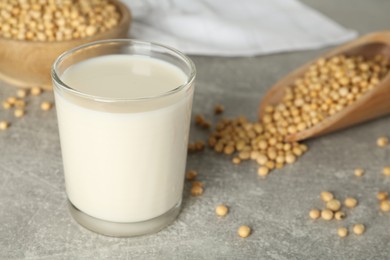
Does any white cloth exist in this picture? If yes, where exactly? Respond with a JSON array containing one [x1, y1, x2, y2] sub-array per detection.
[[123, 0, 357, 57]]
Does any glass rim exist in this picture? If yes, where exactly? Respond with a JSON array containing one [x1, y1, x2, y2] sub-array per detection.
[[51, 39, 196, 102]]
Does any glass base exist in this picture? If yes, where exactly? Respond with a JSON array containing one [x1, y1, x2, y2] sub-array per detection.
[[67, 199, 181, 237]]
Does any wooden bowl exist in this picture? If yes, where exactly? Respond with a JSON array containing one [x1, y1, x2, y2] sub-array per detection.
[[0, 0, 131, 90]]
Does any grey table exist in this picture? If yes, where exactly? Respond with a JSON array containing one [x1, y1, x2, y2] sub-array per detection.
[[1, 1, 390, 259]]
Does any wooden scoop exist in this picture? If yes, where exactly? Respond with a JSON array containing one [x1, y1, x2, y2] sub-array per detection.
[[258, 31, 390, 142]]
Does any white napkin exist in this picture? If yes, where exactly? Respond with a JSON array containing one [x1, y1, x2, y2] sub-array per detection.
[[122, 0, 357, 57]]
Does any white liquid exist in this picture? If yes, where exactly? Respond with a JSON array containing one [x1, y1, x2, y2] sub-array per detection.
[[61, 55, 187, 99], [55, 55, 193, 223]]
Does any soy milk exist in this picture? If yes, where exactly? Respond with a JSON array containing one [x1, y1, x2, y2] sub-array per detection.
[[55, 54, 193, 223]]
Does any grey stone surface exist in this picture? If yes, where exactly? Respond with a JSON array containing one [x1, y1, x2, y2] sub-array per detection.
[[1, 1, 390, 259]]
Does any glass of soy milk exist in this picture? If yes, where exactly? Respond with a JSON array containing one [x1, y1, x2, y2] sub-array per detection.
[[52, 40, 196, 237]]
